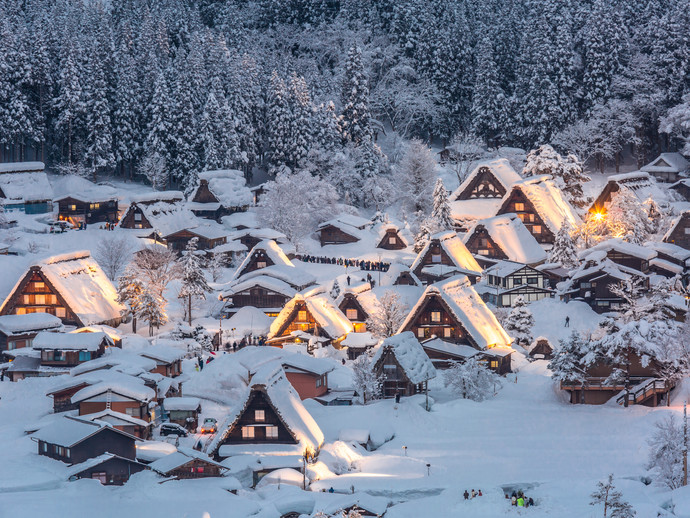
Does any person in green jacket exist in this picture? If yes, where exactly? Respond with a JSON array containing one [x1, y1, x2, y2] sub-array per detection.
[[517, 497, 525, 507]]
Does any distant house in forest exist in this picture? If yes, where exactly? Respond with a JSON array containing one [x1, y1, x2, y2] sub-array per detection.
[[496, 175, 581, 244], [188, 169, 252, 220], [398, 275, 513, 373], [207, 366, 324, 470], [411, 231, 482, 284], [375, 223, 409, 250], [670, 179, 690, 201], [53, 175, 119, 225], [0, 251, 125, 328], [316, 215, 371, 246], [640, 152, 690, 183], [0, 161, 53, 214], [463, 213, 547, 266], [371, 332, 436, 398], [267, 291, 353, 348], [119, 191, 193, 240], [589, 171, 667, 214], [664, 211, 690, 250]]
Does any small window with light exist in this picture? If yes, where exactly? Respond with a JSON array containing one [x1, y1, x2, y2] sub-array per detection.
[[255, 410, 265, 422], [430, 311, 441, 323]]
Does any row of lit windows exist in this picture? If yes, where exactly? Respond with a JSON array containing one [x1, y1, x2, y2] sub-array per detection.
[[42, 442, 70, 458], [23, 294, 58, 305], [241, 425, 279, 439], [416, 327, 453, 339], [17, 307, 66, 317]]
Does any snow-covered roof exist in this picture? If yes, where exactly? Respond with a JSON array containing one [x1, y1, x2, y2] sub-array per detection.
[[224, 306, 274, 336], [52, 175, 118, 202], [234, 264, 315, 291], [564, 255, 645, 290], [232, 240, 294, 281], [149, 448, 226, 475], [483, 260, 532, 278], [69, 351, 157, 377], [316, 219, 364, 240], [0, 161, 44, 173], [0, 171, 53, 203], [79, 409, 151, 428], [341, 331, 378, 348], [400, 275, 512, 349], [0, 313, 62, 335], [451, 158, 522, 200], [209, 365, 324, 457], [421, 338, 480, 359], [506, 175, 582, 234], [411, 231, 482, 275], [647, 241, 690, 263], [32, 416, 136, 446], [375, 222, 411, 247], [71, 376, 156, 404], [597, 171, 670, 208], [269, 293, 353, 340], [163, 397, 201, 411], [664, 211, 690, 241], [380, 263, 422, 286], [641, 152, 690, 173], [582, 238, 657, 261], [197, 169, 252, 208], [317, 493, 391, 517], [450, 198, 503, 223], [0, 251, 125, 326], [125, 201, 198, 237], [139, 344, 185, 364], [322, 214, 371, 230], [32, 331, 111, 351], [128, 191, 184, 204], [465, 213, 547, 264], [372, 331, 436, 384], [228, 227, 286, 243], [220, 275, 297, 300], [221, 211, 259, 230]]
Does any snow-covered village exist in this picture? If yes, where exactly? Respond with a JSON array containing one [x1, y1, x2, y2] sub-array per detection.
[[3, 1, 690, 517]]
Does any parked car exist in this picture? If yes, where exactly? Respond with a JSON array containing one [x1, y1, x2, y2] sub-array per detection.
[[160, 422, 188, 437], [199, 417, 218, 434]]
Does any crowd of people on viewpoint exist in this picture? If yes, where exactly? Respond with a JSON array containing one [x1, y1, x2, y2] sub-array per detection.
[[463, 489, 536, 508], [296, 254, 390, 272]]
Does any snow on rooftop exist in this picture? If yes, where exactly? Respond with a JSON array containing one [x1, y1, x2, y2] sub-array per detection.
[[128, 191, 184, 204], [422, 338, 480, 359], [450, 198, 503, 223], [32, 331, 111, 351], [232, 240, 294, 280], [32, 416, 105, 446], [139, 344, 185, 364], [224, 306, 274, 336], [465, 213, 547, 265], [647, 241, 690, 262], [71, 376, 156, 404], [583, 238, 657, 261], [341, 331, 378, 348], [197, 169, 252, 208], [483, 260, 530, 278], [509, 175, 582, 234], [372, 331, 436, 385], [221, 211, 259, 229], [0, 313, 62, 335], [0, 171, 53, 203], [126, 201, 198, 237], [268, 293, 353, 340], [641, 152, 690, 173], [451, 158, 522, 200], [80, 409, 151, 428], [0, 161, 44, 173], [411, 231, 482, 275], [149, 449, 226, 475], [52, 175, 118, 202], [233, 264, 316, 290], [163, 397, 201, 411], [380, 263, 421, 286], [220, 275, 297, 300]]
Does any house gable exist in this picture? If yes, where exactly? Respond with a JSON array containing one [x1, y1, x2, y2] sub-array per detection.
[[455, 166, 508, 200], [399, 292, 472, 345], [191, 179, 220, 204], [338, 293, 369, 329], [394, 271, 419, 286], [318, 224, 360, 245], [377, 228, 406, 250], [271, 301, 323, 339], [413, 240, 456, 277], [464, 225, 509, 260], [497, 188, 555, 243], [237, 249, 277, 277], [664, 213, 690, 250], [119, 204, 153, 229]]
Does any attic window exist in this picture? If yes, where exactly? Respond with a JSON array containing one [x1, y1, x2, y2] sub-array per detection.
[[134, 213, 142, 221], [514, 202, 525, 211], [346, 309, 358, 320], [431, 254, 442, 263], [242, 426, 255, 439], [430, 311, 441, 323], [56, 307, 66, 318], [685, 228, 690, 235], [257, 261, 267, 269], [388, 237, 396, 245], [266, 426, 279, 439], [297, 311, 307, 322], [255, 410, 265, 422], [443, 328, 452, 338], [532, 225, 542, 234]]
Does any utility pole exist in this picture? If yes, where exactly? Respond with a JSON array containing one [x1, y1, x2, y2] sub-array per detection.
[[684, 401, 688, 487]]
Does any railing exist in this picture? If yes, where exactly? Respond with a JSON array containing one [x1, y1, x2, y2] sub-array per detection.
[[616, 378, 668, 406]]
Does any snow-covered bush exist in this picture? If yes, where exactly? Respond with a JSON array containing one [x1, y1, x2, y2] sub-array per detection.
[[522, 145, 591, 208], [351, 354, 382, 404], [444, 358, 501, 401], [502, 296, 534, 347], [366, 290, 409, 339], [646, 415, 684, 490]]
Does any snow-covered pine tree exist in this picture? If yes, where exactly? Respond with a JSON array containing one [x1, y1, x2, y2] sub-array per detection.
[[83, 52, 113, 181], [646, 415, 684, 490], [341, 44, 371, 145], [522, 145, 591, 208], [266, 71, 293, 175], [503, 296, 534, 347], [113, 40, 139, 179], [352, 354, 382, 404], [178, 237, 211, 325], [589, 474, 636, 518], [288, 73, 313, 169], [397, 138, 436, 215], [117, 266, 145, 334], [168, 66, 199, 190], [548, 223, 579, 269], [431, 178, 454, 231], [330, 279, 341, 299], [444, 358, 501, 401], [366, 290, 409, 339], [548, 331, 592, 386], [53, 44, 84, 166], [199, 91, 223, 171], [139, 289, 168, 337], [145, 70, 172, 186], [605, 188, 652, 244]]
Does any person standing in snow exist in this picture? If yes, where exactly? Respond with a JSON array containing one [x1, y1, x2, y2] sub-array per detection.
[[565, 316, 570, 327], [517, 496, 524, 507], [395, 390, 401, 404], [347, 275, 351, 286], [478, 490, 482, 497], [511, 495, 517, 506], [471, 489, 476, 498], [463, 490, 469, 500]]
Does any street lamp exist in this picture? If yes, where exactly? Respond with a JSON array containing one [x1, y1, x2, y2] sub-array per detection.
[[402, 445, 407, 456]]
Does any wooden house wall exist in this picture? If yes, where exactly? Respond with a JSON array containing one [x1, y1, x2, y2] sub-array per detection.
[[394, 272, 418, 286], [604, 251, 649, 273], [119, 205, 152, 229], [0, 330, 43, 352], [284, 371, 328, 400], [51, 384, 88, 413], [73, 457, 146, 485], [567, 271, 633, 313], [338, 294, 369, 328], [227, 286, 290, 310], [319, 225, 359, 246], [167, 459, 224, 479], [457, 167, 507, 200], [191, 180, 219, 204], [400, 296, 468, 344], [38, 427, 136, 464], [275, 302, 324, 338], [58, 197, 118, 224], [221, 391, 296, 445], [671, 182, 690, 202], [166, 230, 226, 252], [414, 241, 456, 281], [498, 190, 556, 244], [0, 269, 82, 327], [377, 229, 406, 250], [374, 348, 418, 397], [239, 250, 277, 276], [589, 182, 620, 213], [464, 227, 508, 259], [665, 214, 690, 250], [79, 400, 149, 426]]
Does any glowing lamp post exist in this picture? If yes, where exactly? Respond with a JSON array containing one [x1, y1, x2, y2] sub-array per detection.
[[402, 445, 407, 456]]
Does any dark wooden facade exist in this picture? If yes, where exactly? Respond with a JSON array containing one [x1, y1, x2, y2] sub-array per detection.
[[164, 229, 227, 253], [377, 228, 406, 250], [78, 397, 151, 431], [564, 270, 648, 313], [39, 344, 106, 367], [391, 270, 419, 286], [413, 240, 459, 283], [270, 301, 327, 342], [37, 426, 136, 464], [455, 166, 508, 200], [374, 347, 427, 397], [671, 180, 690, 201], [0, 268, 81, 326], [665, 212, 690, 250], [224, 284, 291, 312], [1, 328, 47, 353], [158, 457, 225, 479], [600, 249, 650, 273], [497, 189, 556, 244], [119, 203, 153, 229], [318, 224, 360, 246], [71, 455, 147, 485], [237, 247, 280, 277], [47, 383, 90, 413], [528, 338, 553, 359], [399, 293, 468, 343], [464, 225, 509, 260], [190, 178, 247, 220], [57, 197, 118, 224], [338, 293, 369, 333]]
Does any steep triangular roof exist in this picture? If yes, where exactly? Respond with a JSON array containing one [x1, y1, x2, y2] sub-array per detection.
[[371, 332, 436, 384], [641, 152, 690, 173], [268, 293, 353, 340], [411, 231, 482, 275], [451, 158, 522, 200], [464, 213, 547, 265], [232, 240, 293, 280]]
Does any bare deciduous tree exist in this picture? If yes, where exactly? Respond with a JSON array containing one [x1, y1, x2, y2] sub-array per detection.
[[95, 234, 135, 280]]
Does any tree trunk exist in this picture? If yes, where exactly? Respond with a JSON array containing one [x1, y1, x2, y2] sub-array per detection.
[[132, 316, 137, 334], [188, 294, 192, 326]]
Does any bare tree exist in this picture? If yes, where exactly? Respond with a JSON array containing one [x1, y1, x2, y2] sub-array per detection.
[[352, 354, 382, 404], [448, 132, 484, 185], [366, 290, 409, 339], [95, 234, 135, 280], [131, 245, 181, 298]]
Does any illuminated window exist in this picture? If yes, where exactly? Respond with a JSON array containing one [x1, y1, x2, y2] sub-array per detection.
[[34, 282, 45, 290], [490, 361, 498, 369], [685, 227, 690, 235], [266, 426, 279, 439], [22, 294, 30, 304], [532, 225, 542, 234], [69, 205, 76, 211], [417, 328, 425, 338], [297, 310, 307, 322], [478, 249, 489, 256], [56, 307, 66, 318], [443, 327, 452, 338], [35, 294, 46, 305], [242, 426, 255, 439], [48, 294, 57, 304], [430, 311, 441, 323], [388, 237, 396, 245], [346, 309, 358, 320], [514, 203, 525, 211], [257, 261, 267, 269], [255, 410, 265, 422], [16, 308, 26, 315], [92, 472, 107, 484]]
